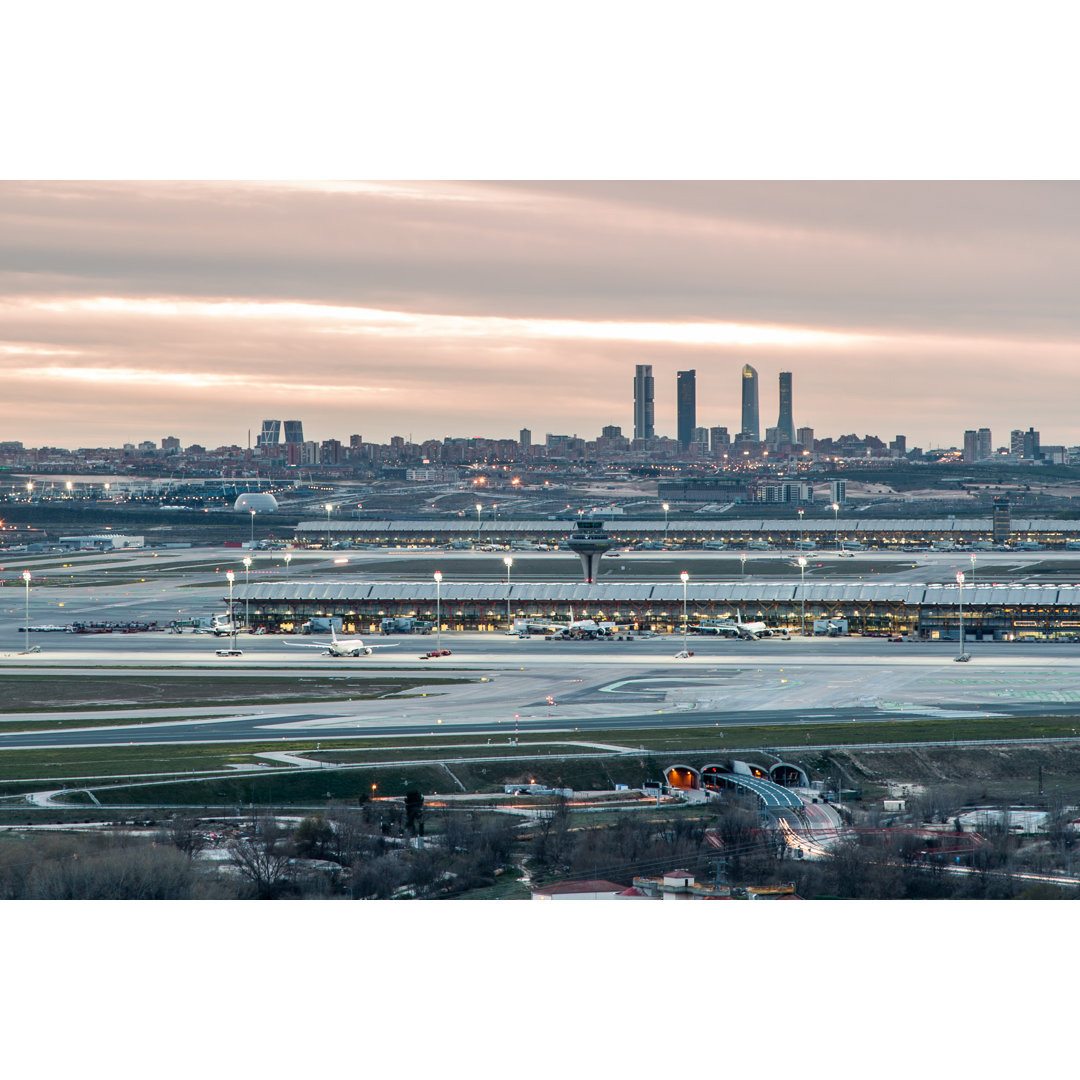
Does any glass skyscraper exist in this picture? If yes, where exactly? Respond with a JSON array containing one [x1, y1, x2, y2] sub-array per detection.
[[741, 364, 759, 441]]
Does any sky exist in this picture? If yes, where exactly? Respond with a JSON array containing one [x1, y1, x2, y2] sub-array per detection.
[[1, 180, 1078, 452]]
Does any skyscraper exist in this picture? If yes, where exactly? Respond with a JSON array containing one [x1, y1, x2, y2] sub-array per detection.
[[963, 430, 977, 463], [257, 419, 281, 446], [776, 371, 795, 444], [976, 428, 992, 461], [633, 365, 654, 441], [740, 364, 759, 441], [283, 420, 304, 444], [676, 369, 696, 448]]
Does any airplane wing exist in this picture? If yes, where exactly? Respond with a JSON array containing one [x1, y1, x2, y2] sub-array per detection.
[[283, 640, 334, 649]]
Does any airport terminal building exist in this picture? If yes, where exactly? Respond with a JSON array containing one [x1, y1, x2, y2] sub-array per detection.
[[231, 580, 1080, 641], [294, 515, 1080, 550]]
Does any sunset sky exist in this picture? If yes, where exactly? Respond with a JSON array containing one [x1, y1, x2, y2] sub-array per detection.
[[2, 180, 1078, 451]]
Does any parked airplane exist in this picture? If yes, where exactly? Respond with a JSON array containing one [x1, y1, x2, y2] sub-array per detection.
[[526, 606, 626, 639], [284, 626, 401, 657], [691, 609, 781, 639]]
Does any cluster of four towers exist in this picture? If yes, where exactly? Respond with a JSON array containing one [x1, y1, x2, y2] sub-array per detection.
[[633, 364, 795, 449]]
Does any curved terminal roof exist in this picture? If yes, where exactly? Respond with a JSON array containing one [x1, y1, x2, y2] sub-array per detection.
[[295, 516, 1080, 536]]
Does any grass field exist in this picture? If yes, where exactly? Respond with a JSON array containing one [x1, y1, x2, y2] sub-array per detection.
[[3, 711, 1080, 804]]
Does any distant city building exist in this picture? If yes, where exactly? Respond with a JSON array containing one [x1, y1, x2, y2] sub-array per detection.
[[890, 435, 907, 456], [1010, 429, 1025, 456], [676, 369, 696, 448], [963, 430, 977, 463], [776, 371, 795, 444], [601, 425, 622, 439], [1022, 427, 1041, 460], [977, 428, 992, 461], [709, 426, 730, 453], [258, 420, 281, 446], [829, 479, 847, 505], [633, 365, 654, 441], [740, 364, 759, 441], [752, 478, 812, 503], [161, 436, 180, 453], [283, 420, 304, 444], [519, 428, 531, 448], [797, 426, 814, 451]]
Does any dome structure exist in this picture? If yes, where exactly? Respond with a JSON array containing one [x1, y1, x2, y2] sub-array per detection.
[[233, 492, 279, 513]]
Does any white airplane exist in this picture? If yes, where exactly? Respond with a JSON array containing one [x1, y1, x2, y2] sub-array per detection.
[[527, 606, 627, 639], [692, 609, 781, 639], [283, 626, 400, 657]]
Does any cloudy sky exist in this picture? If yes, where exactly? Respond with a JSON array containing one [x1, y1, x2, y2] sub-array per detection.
[[1, 180, 1077, 451]]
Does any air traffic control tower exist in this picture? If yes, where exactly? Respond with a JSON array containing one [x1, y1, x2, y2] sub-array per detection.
[[566, 518, 616, 583]]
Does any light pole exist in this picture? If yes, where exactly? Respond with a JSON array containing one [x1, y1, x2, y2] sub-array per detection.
[[250, 509, 256, 546], [324, 502, 333, 548], [243, 556, 252, 631], [21, 570, 30, 653], [663, 503, 670, 548], [740, 553, 747, 579], [226, 570, 236, 650], [434, 570, 442, 651], [680, 570, 689, 652], [503, 556, 513, 630], [831, 502, 839, 550], [284, 552, 292, 578], [797, 556, 808, 635], [797, 507, 805, 549], [956, 570, 965, 656], [970, 553, 977, 587], [475, 503, 482, 545]]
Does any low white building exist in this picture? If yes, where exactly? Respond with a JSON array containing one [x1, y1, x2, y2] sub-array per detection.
[[58, 534, 144, 550]]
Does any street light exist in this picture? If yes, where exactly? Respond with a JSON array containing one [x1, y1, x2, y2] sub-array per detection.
[[21, 570, 30, 653], [956, 570, 966, 656], [434, 570, 442, 651], [831, 502, 840, 550], [970, 552, 977, 587], [663, 503, 670, 548], [797, 507, 805, 549], [797, 556, 808, 634], [324, 502, 333, 548], [226, 570, 236, 650], [475, 503, 482, 545], [503, 556, 513, 630], [740, 553, 747, 579], [243, 556, 252, 631], [284, 552, 292, 578], [680, 570, 689, 652], [250, 509, 256, 546]]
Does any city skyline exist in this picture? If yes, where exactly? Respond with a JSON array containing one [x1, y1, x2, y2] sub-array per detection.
[[2, 181, 1078, 449]]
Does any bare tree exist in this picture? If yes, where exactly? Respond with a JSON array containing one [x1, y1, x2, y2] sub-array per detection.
[[228, 824, 293, 899]]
